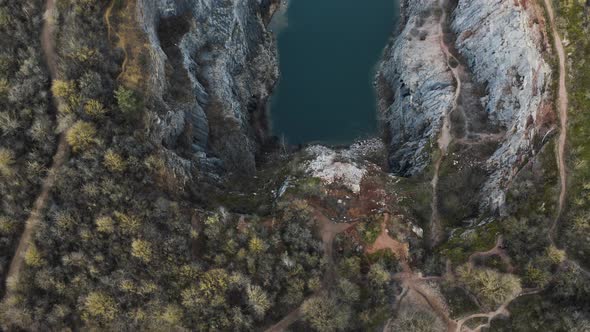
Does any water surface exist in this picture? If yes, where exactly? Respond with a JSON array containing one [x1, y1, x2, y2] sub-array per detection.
[[270, 0, 399, 144]]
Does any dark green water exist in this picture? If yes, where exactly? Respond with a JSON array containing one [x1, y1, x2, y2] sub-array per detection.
[[270, 0, 399, 144]]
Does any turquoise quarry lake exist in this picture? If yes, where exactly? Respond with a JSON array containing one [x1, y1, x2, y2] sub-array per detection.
[[270, 0, 399, 144]]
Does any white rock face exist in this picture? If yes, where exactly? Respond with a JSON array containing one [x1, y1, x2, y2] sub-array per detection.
[[305, 145, 367, 194], [378, 0, 455, 176], [378, 0, 552, 211], [452, 0, 552, 209]]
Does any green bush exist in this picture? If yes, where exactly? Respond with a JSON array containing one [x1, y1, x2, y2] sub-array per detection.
[[302, 295, 350, 332], [115, 86, 141, 116], [131, 239, 153, 263], [84, 99, 107, 118], [103, 150, 126, 172], [0, 7, 11, 28], [83, 292, 118, 323], [456, 265, 521, 308], [0, 148, 15, 177], [66, 121, 96, 152]]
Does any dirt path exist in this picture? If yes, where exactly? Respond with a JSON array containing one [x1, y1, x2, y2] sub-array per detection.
[[468, 236, 515, 273], [105, 0, 116, 43], [4, 0, 69, 296], [452, 237, 542, 332], [367, 213, 411, 272], [543, 0, 569, 244], [429, 0, 463, 248], [41, 0, 58, 78], [265, 307, 302, 332], [372, 213, 455, 330], [315, 210, 356, 264], [392, 271, 456, 331], [264, 207, 355, 332], [454, 288, 541, 332], [538, 0, 590, 282], [388, 233, 530, 332]]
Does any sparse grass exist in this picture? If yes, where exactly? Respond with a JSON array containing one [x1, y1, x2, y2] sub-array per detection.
[[290, 177, 324, 198], [388, 175, 432, 227], [505, 140, 559, 221], [439, 221, 501, 264], [554, 1, 590, 267]]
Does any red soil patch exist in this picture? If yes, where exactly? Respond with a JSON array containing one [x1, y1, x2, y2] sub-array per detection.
[[366, 214, 409, 262]]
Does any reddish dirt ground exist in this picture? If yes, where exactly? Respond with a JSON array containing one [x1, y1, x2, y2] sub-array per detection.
[[365, 213, 410, 271]]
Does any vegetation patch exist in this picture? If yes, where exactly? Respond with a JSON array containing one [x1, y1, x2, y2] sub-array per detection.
[[556, 1, 590, 268], [439, 221, 501, 264]]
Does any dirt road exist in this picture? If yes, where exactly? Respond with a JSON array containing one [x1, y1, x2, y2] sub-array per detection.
[[543, 0, 569, 241], [4, 0, 69, 296], [429, 0, 463, 248], [41, 0, 57, 77]]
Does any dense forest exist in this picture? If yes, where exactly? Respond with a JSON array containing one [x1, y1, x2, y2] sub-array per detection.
[[0, 0, 589, 331]]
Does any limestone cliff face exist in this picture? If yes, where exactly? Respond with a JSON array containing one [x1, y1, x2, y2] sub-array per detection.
[[378, 0, 553, 211], [377, 0, 455, 177], [137, 0, 279, 180], [451, 0, 552, 209]]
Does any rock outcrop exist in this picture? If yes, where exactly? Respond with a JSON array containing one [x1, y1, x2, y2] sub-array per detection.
[[137, 0, 279, 180], [451, 0, 552, 209], [378, 0, 553, 212], [377, 0, 455, 177]]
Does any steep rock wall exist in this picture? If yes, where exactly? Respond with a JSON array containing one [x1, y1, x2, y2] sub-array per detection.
[[378, 0, 553, 212], [137, 0, 279, 180], [377, 0, 455, 176], [451, 0, 552, 209]]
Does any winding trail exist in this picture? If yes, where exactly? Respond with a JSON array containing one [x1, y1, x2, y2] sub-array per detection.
[[468, 236, 515, 273], [454, 288, 541, 332], [429, 0, 463, 248], [540, 0, 590, 282], [265, 307, 302, 332], [41, 0, 58, 78], [543, 0, 569, 244], [264, 207, 356, 332], [372, 213, 456, 330], [4, 0, 70, 297], [105, 0, 116, 43], [387, 233, 535, 332]]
